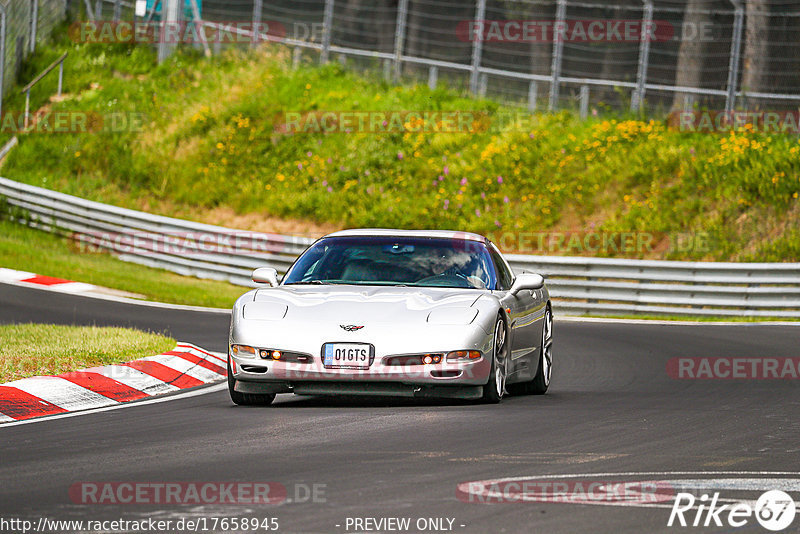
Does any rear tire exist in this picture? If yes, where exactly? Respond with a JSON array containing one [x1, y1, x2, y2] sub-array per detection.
[[228, 360, 275, 406], [481, 317, 508, 404]]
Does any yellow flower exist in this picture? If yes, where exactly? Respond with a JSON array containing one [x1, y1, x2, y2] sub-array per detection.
[[74, 151, 81, 158], [216, 142, 224, 150]]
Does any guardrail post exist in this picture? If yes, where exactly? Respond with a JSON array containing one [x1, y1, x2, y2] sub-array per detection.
[[428, 66, 438, 90], [548, 0, 567, 111], [30, 0, 38, 54], [528, 81, 538, 112], [0, 3, 6, 122], [293, 47, 302, 69], [478, 73, 487, 97], [631, 0, 653, 113], [320, 0, 334, 64], [113, 0, 122, 23], [252, 0, 263, 48], [725, 0, 744, 113], [95, 0, 102, 19], [469, 0, 487, 94], [579, 85, 589, 119]]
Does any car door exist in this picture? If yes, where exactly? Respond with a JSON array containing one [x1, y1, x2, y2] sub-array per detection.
[[489, 244, 545, 379]]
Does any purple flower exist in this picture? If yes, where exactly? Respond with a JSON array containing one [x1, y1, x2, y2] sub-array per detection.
[[443, 165, 449, 175], [503, 196, 510, 204], [306, 151, 312, 157], [443, 199, 450, 210], [322, 180, 328, 186], [327, 186, 333, 193], [460, 177, 467, 186], [438, 175, 444, 182], [365, 170, 370, 176], [297, 163, 303, 170], [327, 158, 332, 164], [397, 152, 404, 160], [495, 220, 502, 228], [561, 148, 566, 154], [480, 192, 486, 199], [529, 133, 535, 139], [475, 209, 481, 217], [497, 176, 503, 184]]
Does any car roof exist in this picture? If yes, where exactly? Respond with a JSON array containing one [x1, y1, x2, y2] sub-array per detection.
[[323, 228, 488, 243]]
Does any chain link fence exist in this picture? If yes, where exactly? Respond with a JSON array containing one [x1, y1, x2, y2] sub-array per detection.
[[0, 0, 67, 100], [89, 0, 800, 116]]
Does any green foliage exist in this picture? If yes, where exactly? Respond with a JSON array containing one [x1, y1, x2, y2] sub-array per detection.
[[3, 38, 800, 261]]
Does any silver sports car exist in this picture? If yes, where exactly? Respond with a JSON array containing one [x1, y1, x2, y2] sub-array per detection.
[[227, 229, 552, 405]]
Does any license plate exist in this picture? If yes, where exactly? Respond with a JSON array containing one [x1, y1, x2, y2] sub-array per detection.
[[322, 343, 374, 369]]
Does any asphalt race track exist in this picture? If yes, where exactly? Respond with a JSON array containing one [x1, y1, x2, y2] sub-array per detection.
[[1, 281, 799, 533]]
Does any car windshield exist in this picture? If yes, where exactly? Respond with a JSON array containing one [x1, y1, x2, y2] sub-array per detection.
[[283, 236, 496, 289]]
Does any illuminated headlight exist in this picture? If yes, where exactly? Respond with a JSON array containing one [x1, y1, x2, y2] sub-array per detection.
[[446, 350, 482, 362], [231, 344, 257, 359]]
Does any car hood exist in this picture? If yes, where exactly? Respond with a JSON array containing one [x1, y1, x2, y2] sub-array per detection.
[[247, 285, 486, 324]]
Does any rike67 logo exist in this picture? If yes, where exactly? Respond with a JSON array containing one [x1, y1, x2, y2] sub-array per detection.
[[668, 490, 796, 531]]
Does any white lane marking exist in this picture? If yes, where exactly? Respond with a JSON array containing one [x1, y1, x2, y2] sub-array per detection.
[[6, 377, 118, 411], [0, 279, 231, 314], [86, 365, 179, 395], [142, 354, 224, 383], [0, 383, 226, 428], [0, 268, 36, 282], [458, 471, 800, 510], [48, 282, 96, 293]]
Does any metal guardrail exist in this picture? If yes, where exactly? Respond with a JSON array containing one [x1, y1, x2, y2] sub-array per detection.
[[21, 52, 68, 129], [1, 176, 799, 318]]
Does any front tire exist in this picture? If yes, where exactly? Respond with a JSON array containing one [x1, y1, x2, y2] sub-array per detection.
[[509, 304, 552, 395], [228, 359, 275, 406], [481, 317, 508, 404]]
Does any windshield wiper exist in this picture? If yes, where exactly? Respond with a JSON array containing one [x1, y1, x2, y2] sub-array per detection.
[[286, 280, 326, 285]]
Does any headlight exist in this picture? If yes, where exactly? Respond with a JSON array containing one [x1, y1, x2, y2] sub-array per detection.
[[446, 350, 482, 362], [231, 344, 257, 359]]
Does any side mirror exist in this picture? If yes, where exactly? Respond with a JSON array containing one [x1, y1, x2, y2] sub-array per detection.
[[252, 267, 279, 287], [509, 273, 544, 296]]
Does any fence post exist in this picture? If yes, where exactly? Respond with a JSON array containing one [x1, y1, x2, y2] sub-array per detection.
[[528, 81, 538, 112], [320, 0, 334, 64], [113, 0, 122, 23], [632, 0, 653, 113], [579, 85, 589, 119], [83, 0, 95, 21], [393, 0, 409, 80], [469, 0, 487, 94], [725, 0, 744, 113], [428, 66, 438, 90], [188, 0, 210, 57], [252, 0, 263, 48], [157, 0, 181, 63], [30, 0, 38, 54], [95, 0, 102, 19], [548, 0, 567, 111], [0, 4, 6, 122]]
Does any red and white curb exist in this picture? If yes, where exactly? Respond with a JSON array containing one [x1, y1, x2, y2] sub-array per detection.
[[0, 342, 226, 423], [0, 267, 144, 298]]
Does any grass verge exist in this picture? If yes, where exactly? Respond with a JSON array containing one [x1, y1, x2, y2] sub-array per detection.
[[0, 323, 176, 382], [0, 219, 246, 308]]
